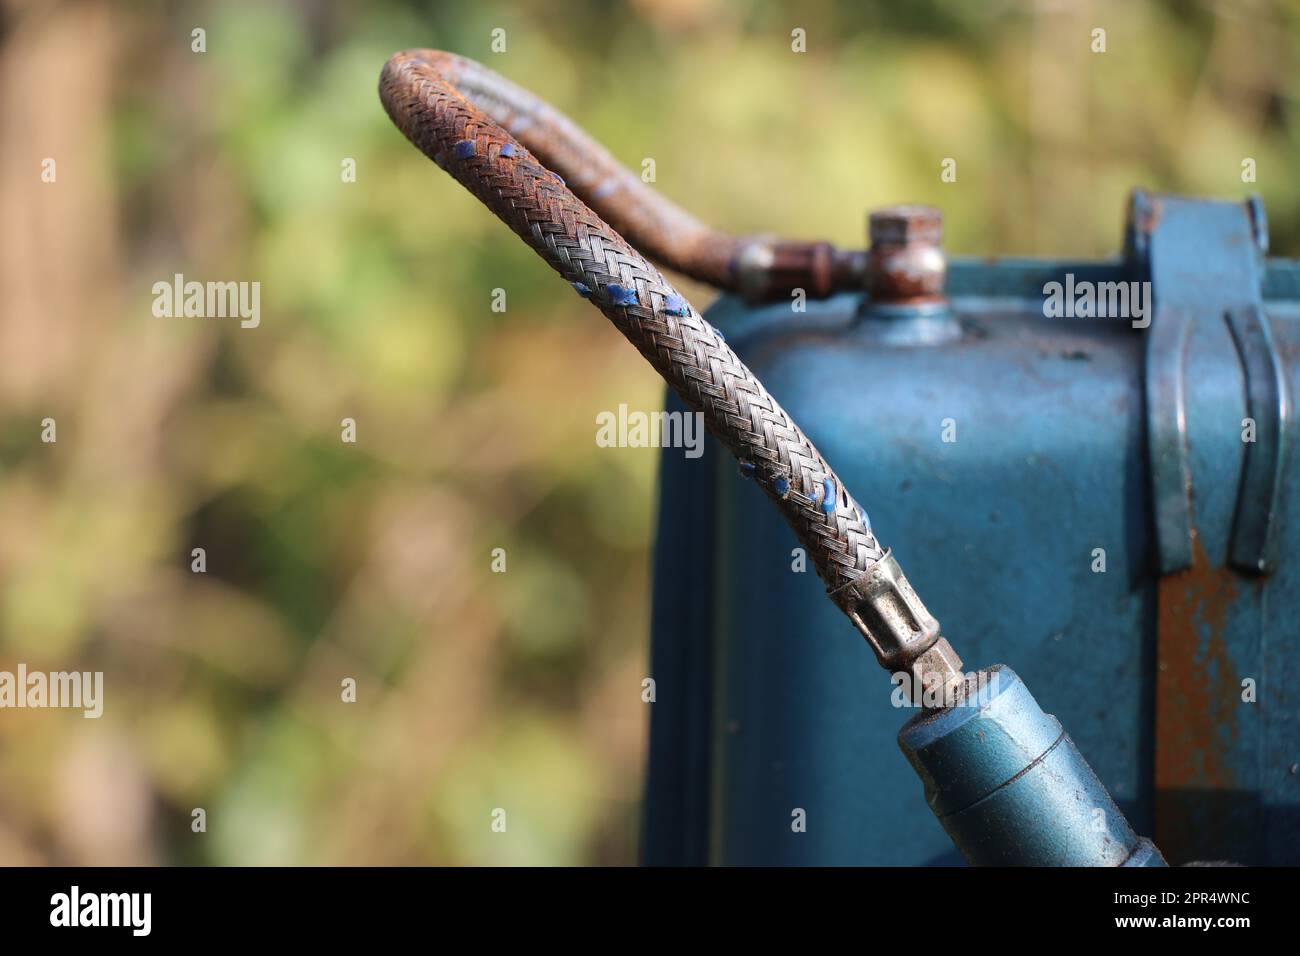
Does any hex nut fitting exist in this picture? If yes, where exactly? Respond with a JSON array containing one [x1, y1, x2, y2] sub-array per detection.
[[866, 204, 946, 304], [734, 237, 838, 301], [906, 638, 966, 709]]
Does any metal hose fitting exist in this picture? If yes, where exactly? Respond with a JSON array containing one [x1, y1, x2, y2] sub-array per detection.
[[900, 667, 1168, 866], [379, 49, 956, 683]]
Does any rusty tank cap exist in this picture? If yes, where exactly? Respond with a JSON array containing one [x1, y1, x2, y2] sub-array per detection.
[[865, 204, 947, 306], [868, 204, 943, 247]]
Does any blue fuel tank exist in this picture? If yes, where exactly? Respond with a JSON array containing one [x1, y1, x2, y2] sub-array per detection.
[[643, 191, 1300, 866]]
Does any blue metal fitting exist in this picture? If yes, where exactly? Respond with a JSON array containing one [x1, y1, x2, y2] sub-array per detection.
[[898, 666, 1166, 867]]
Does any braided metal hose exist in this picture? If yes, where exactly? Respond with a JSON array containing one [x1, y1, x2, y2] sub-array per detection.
[[380, 49, 961, 683], [387, 51, 863, 301]]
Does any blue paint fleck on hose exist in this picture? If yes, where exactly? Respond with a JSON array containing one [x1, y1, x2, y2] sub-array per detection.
[[499, 142, 518, 158], [739, 461, 755, 479], [857, 506, 871, 529], [572, 281, 592, 298], [774, 476, 790, 498], [453, 140, 477, 159], [607, 284, 638, 306], [821, 477, 836, 514], [663, 294, 690, 317], [552, 171, 566, 187]]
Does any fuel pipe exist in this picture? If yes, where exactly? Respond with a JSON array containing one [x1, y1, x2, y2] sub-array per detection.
[[380, 49, 1166, 867]]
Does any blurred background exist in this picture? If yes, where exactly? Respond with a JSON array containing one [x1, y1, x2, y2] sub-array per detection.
[[0, 0, 1295, 865]]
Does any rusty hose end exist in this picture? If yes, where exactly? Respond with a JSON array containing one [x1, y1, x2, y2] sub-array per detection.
[[379, 50, 453, 148], [832, 248, 868, 290], [733, 238, 861, 303], [866, 204, 947, 305]]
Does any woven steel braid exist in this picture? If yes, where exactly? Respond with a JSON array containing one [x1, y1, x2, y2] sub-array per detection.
[[380, 49, 942, 665]]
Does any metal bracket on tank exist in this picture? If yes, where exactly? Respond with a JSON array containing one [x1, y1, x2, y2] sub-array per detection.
[[1127, 190, 1291, 575], [1225, 303, 1292, 573], [1130, 189, 1295, 863]]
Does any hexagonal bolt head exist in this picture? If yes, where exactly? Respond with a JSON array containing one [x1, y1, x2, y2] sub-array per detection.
[[906, 638, 966, 710], [868, 205, 943, 247], [866, 205, 946, 303]]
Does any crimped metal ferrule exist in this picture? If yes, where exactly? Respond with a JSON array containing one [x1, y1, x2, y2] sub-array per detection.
[[829, 549, 940, 669]]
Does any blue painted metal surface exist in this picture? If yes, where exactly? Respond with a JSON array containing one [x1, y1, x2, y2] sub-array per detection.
[[643, 193, 1300, 866], [899, 666, 1165, 866]]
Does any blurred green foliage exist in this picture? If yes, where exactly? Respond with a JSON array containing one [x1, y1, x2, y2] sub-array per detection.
[[0, 0, 1296, 864]]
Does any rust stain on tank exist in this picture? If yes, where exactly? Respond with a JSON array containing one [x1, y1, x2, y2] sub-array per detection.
[[1154, 532, 1240, 857]]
